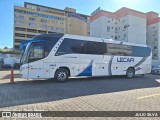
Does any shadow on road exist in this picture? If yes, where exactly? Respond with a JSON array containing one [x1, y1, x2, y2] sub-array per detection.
[[0, 75, 159, 108]]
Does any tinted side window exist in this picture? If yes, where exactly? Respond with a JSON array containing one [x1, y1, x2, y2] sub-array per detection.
[[85, 41, 106, 55], [132, 46, 151, 57], [55, 38, 85, 55], [107, 43, 132, 56], [56, 38, 105, 55], [106, 43, 151, 57]]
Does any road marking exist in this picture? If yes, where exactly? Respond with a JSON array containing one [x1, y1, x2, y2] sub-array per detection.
[[137, 94, 160, 100], [155, 79, 160, 83]]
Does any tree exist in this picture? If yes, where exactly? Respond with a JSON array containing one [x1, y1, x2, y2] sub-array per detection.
[[3, 47, 8, 49]]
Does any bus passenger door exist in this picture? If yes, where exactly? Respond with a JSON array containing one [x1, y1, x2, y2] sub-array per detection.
[[108, 56, 123, 75], [28, 61, 44, 79], [93, 62, 108, 76], [27, 42, 46, 79], [103, 55, 110, 76]]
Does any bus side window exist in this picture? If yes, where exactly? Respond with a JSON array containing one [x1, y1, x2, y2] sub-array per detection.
[[85, 41, 105, 55], [56, 39, 106, 55]]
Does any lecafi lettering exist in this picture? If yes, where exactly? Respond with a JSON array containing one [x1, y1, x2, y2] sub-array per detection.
[[117, 57, 134, 62]]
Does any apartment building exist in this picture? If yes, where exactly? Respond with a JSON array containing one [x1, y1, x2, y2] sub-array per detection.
[[14, 2, 90, 50], [146, 12, 160, 60], [90, 7, 146, 44]]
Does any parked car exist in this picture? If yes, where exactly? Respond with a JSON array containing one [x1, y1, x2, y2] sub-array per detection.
[[152, 65, 160, 74]]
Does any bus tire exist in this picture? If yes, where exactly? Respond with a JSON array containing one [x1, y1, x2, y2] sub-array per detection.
[[55, 69, 69, 82], [126, 68, 135, 78]]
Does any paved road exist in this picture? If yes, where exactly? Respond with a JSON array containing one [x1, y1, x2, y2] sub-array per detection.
[[0, 70, 160, 119]]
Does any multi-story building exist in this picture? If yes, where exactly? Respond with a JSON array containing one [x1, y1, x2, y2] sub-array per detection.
[[146, 12, 160, 61], [14, 2, 90, 50], [90, 7, 146, 45]]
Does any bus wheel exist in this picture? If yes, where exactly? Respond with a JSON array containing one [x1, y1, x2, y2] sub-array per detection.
[[126, 68, 135, 78], [55, 69, 69, 82]]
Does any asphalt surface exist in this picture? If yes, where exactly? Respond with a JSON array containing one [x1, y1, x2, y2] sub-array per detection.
[[0, 70, 160, 120]]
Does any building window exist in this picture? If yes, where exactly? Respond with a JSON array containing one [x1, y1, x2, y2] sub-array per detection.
[[29, 23, 36, 27], [52, 27, 56, 30], [154, 31, 158, 34], [154, 46, 157, 49], [14, 9, 64, 21], [153, 26, 156, 29], [26, 5, 36, 10], [47, 26, 53, 30], [14, 15, 24, 20], [15, 39, 23, 43], [29, 17, 36, 21], [40, 25, 47, 29], [115, 27, 118, 33], [15, 27, 26, 31], [37, 7, 48, 12], [41, 19, 47, 23], [38, 30, 47, 34], [27, 29, 37, 33], [15, 33, 25, 37], [26, 34, 35, 38], [154, 38, 157, 41], [107, 26, 110, 32], [15, 21, 24, 25], [154, 53, 157, 57]]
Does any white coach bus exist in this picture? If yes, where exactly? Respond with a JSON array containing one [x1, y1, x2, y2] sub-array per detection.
[[20, 33, 152, 82]]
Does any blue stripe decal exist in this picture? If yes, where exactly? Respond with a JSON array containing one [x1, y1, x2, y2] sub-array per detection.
[[77, 61, 93, 76], [135, 67, 141, 71], [134, 57, 148, 68], [124, 57, 148, 71]]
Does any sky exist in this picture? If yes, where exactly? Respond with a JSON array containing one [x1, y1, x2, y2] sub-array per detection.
[[0, 0, 160, 49]]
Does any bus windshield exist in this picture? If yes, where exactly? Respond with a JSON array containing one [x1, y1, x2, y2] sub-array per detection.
[[20, 34, 64, 64], [21, 42, 32, 64], [21, 39, 59, 64]]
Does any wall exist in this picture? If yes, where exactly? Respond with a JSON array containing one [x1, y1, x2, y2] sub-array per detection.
[[90, 9, 146, 45], [147, 23, 159, 60], [90, 16, 116, 39], [127, 15, 146, 44], [0, 53, 20, 67]]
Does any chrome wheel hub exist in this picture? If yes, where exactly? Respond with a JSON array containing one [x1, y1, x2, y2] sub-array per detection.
[[57, 71, 66, 81], [128, 71, 133, 77]]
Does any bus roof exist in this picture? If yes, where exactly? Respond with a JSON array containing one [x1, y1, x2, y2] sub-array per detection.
[[19, 33, 149, 52], [19, 33, 64, 52]]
